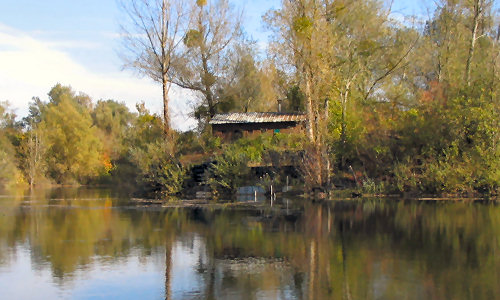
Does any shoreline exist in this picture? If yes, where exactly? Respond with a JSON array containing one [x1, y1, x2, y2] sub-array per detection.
[[127, 195, 498, 209]]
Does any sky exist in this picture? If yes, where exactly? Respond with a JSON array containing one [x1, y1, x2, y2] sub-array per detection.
[[0, 0, 433, 131]]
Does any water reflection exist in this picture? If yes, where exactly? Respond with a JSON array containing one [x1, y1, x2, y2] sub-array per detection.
[[0, 188, 499, 299]]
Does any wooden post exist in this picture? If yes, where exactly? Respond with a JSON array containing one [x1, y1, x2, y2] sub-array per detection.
[[270, 185, 273, 207]]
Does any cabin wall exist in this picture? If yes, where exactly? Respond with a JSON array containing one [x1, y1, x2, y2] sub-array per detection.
[[212, 122, 304, 141]]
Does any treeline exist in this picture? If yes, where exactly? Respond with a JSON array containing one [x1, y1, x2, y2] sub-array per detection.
[[1, 0, 499, 196], [230, 0, 499, 195], [261, 0, 499, 195], [0, 87, 302, 197], [115, 0, 499, 195], [0, 84, 207, 196]]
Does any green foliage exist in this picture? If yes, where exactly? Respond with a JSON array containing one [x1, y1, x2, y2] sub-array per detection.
[[217, 44, 278, 113], [286, 85, 305, 112], [41, 86, 105, 184], [176, 130, 204, 155], [200, 130, 221, 152], [209, 137, 268, 196], [130, 140, 186, 197], [392, 159, 420, 193], [125, 102, 165, 150], [92, 100, 133, 160], [48, 83, 93, 110], [271, 132, 307, 149], [22, 97, 45, 126], [208, 134, 306, 197], [389, 92, 500, 194], [3, 0, 500, 196], [17, 127, 47, 186], [0, 102, 23, 187], [111, 104, 187, 198], [196, 0, 206, 7], [183, 29, 202, 48], [361, 177, 387, 195], [292, 16, 313, 37], [0, 147, 22, 187], [232, 136, 270, 161], [209, 146, 250, 196]]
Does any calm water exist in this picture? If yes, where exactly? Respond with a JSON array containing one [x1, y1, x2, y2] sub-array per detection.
[[0, 188, 498, 300]]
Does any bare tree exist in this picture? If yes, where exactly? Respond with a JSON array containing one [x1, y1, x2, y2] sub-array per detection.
[[21, 98, 46, 187], [25, 126, 45, 187], [119, 0, 189, 132], [169, 0, 242, 122], [464, 0, 492, 86]]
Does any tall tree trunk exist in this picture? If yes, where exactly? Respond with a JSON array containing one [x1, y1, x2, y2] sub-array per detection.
[[29, 130, 35, 188], [160, 0, 171, 134], [304, 68, 323, 187], [201, 55, 216, 119], [206, 90, 215, 119], [490, 24, 500, 99], [340, 81, 351, 170], [465, 0, 483, 87], [324, 97, 331, 187], [305, 70, 315, 143], [437, 3, 452, 84], [340, 94, 347, 169], [162, 74, 171, 134]]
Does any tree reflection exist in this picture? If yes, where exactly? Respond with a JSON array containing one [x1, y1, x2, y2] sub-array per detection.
[[165, 242, 172, 300], [0, 189, 499, 299]]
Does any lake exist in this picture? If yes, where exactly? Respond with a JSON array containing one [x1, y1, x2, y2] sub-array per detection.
[[0, 188, 498, 299]]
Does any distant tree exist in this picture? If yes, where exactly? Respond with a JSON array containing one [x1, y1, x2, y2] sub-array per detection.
[[217, 43, 280, 113], [41, 85, 105, 184], [463, 0, 493, 86], [265, 0, 416, 187], [123, 103, 185, 197], [20, 99, 48, 187], [92, 100, 134, 160], [119, 0, 190, 132], [264, 0, 332, 186], [126, 102, 165, 150], [0, 102, 23, 187], [286, 85, 305, 112]]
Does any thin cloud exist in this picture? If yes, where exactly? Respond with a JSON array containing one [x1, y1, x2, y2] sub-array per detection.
[[46, 40, 102, 50], [0, 23, 196, 131]]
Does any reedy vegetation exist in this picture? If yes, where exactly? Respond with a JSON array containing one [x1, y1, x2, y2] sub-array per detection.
[[0, 0, 498, 196]]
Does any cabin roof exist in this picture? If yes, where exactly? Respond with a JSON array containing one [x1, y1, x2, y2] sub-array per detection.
[[210, 112, 306, 125]]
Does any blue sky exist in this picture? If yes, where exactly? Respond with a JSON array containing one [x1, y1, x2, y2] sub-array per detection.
[[0, 0, 433, 130]]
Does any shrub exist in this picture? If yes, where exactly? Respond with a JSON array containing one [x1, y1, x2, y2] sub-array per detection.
[[131, 141, 186, 198]]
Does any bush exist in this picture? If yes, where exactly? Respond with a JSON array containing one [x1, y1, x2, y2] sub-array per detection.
[[0, 146, 24, 187], [209, 145, 252, 197], [130, 141, 186, 198], [208, 137, 268, 197]]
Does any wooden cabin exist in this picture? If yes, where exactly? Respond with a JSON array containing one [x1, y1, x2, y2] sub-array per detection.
[[210, 112, 306, 141]]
